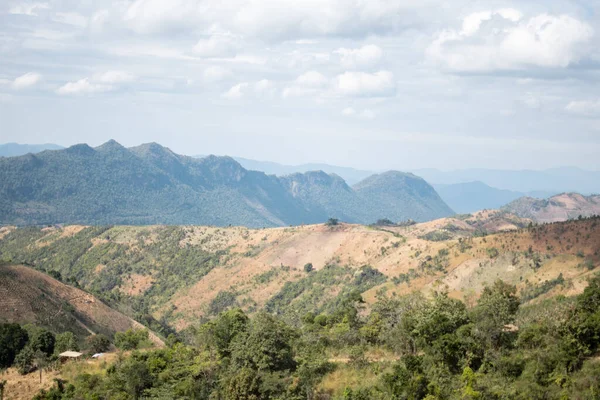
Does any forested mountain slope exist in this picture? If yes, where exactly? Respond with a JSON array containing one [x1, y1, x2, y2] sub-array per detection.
[[0, 140, 453, 227]]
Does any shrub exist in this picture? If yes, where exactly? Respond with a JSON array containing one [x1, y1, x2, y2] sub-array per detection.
[[114, 329, 150, 351], [86, 334, 110, 353]]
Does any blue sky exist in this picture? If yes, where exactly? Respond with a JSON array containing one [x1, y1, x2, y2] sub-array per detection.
[[1, 0, 599, 170]]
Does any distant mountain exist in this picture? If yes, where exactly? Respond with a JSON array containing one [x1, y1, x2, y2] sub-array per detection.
[[354, 171, 454, 222], [196, 155, 376, 185], [433, 181, 556, 214], [0, 143, 64, 157], [503, 193, 600, 223], [0, 140, 453, 227], [414, 167, 600, 194]]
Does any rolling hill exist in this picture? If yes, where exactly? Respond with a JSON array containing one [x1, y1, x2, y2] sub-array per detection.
[[1, 215, 597, 331], [0, 140, 453, 227], [0, 262, 163, 346], [503, 193, 600, 223]]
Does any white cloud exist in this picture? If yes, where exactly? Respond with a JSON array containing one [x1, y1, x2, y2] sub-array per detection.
[[9, 2, 49, 16], [90, 10, 110, 34], [342, 107, 356, 116], [295, 71, 328, 87], [222, 82, 248, 99], [566, 100, 600, 117], [56, 78, 113, 95], [359, 109, 376, 119], [335, 71, 395, 97], [254, 79, 275, 95], [522, 93, 541, 109], [94, 71, 136, 84], [202, 66, 231, 82], [335, 44, 382, 69], [427, 10, 594, 72], [12, 72, 42, 90], [122, 0, 427, 39], [341, 107, 376, 119], [53, 12, 88, 28], [193, 33, 239, 57]]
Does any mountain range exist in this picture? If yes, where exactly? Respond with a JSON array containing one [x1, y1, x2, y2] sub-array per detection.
[[0, 140, 453, 227], [4, 142, 599, 215]]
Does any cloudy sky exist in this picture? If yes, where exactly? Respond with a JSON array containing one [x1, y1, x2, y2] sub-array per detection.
[[1, 0, 599, 171]]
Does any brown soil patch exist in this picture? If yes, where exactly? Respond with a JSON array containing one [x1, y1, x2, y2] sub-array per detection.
[[121, 273, 154, 296]]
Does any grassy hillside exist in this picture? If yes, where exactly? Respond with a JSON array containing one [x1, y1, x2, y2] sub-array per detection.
[[0, 263, 163, 346], [1, 215, 598, 332], [0, 140, 453, 227]]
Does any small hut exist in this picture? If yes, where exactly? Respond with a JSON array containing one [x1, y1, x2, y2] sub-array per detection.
[[58, 351, 83, 362]]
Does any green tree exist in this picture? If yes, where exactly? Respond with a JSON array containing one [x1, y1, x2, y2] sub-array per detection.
[[230, 312, 297, 372], [85, 334, 110, 353], [0, 323, 28, 369], [14, 346, 35, 375], [115, 329, 150, 351], [54, 332, 78, 354], [303, 263, 314, 273], [472, 280, 520, 349], [25, 327, 55, 356], [34, 350, 49, 384], [197, 308, 249, 359]]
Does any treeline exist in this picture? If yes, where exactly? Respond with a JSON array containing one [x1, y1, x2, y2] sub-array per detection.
[[0, 324, 154, 377], [32, 275, 600, 399]]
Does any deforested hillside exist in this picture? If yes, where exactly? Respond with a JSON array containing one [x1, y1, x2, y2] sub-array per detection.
[[503, 192, 600, 223], [0, 263, 163, 346], [0, 140, 453, 227], [1, 216, 598, 331]]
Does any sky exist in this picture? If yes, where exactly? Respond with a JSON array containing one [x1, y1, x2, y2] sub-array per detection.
[[0, 0, 599, 171]]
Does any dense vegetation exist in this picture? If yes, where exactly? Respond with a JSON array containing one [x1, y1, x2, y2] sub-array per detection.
[[25, 275, 600, 400], [0, 141, 453, 227]]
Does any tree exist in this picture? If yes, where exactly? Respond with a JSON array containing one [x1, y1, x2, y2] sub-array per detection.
[[26, 327, 55, 356], [197, 308, 249, 359], [34, 350, 49, 384], [86, 334, 110, 353], [472, 280, 520, 349], [54, 332, 78, 354], [325, 218, 339, 226], [303, 263, 314, 273], [230, 312, 297, 372], [14, 346, 35, 375], [0, 323, 28, 369], [115, 329, 150, 351], [0, 380, 6, 400]]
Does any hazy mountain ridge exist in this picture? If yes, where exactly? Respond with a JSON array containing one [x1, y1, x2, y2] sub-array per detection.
[[433, 181, 557, 214], [0, 140, 453, 227], [0, 143, 65, 157], [416, 167, 600, 194], [503, 193, 600, 223]]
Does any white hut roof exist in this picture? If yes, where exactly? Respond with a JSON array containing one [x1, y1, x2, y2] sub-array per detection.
[[59, 351, 83, 358]]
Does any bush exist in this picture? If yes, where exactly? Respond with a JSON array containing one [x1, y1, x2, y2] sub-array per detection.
[[304, 263, 314, 273], [86, 334, 110, 353], [114, 329, 150, 351], [325, 218, 339, 226]]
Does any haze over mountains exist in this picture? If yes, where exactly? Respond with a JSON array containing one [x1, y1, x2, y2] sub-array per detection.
[[0, 140, 452, 227], [2, 142, 599, 216]]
